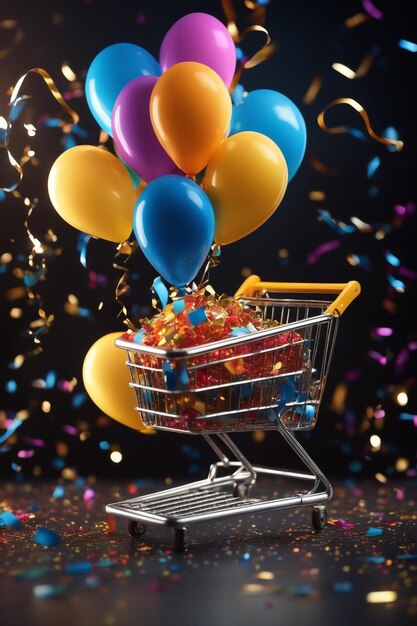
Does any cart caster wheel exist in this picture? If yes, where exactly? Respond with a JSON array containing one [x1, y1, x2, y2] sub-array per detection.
[[128, 520, 147, 538], [233, 483, 250, 498], [173, 527, 190, 552], [312, 506, 327, 532]]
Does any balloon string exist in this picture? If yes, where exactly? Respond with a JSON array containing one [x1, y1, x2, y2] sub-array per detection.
[[317, 98, 404, 151], [113, 240, 139, 331], [1, 67, 79, 192], [221, 0, 275, 90]]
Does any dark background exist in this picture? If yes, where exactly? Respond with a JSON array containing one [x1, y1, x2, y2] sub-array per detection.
[[1, 0, 416, 481]]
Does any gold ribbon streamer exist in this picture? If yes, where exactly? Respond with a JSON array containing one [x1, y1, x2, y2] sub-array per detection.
[[221, 0, 274, 90], [317, 98, 404, 151], [113, 240, 139, 331], [197, 244, 222, 290], [0, 19, 24, 59], [1, 67, 79, 192]]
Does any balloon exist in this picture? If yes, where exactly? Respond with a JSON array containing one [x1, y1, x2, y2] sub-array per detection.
[[230, 90, 307, 181], [160, 12, 236, 88], [133, 175, 215, 286], [85, 43, 161, 135], [83, 332, 146, 431], [150, 62, 232, 175], [112, 76, 181, 183], [48, 145, 136, 243], [202, 131, 288, 245]]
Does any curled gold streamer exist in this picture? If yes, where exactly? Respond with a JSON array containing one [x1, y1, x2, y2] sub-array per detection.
[[317, 98, 404, 151], [221, 0, 274, 89], [1, 67, 79, 192], [113, 240, 139, 330]]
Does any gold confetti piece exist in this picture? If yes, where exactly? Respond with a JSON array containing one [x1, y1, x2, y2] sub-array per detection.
[[330, 383, 348, 413], [317, 98, 404, 151], [332, 51, 375, 80], [366, 591, 397, 604], [309, 191, 326, 201], [255, 571, 275, 580], [303, 75, 323, 105], [345, 12, 370, 28], [61, 62, 77, 81], [375, 472, 388, 483], [0, 19, 24, 59], [225, 358, 245, 375], [309, 156, 341, 176], [42, 401, 51, 414]]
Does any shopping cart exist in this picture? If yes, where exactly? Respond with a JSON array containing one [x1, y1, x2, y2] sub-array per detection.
[[106, 276, 360, 550]]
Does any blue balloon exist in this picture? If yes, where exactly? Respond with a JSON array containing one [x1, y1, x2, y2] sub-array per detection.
[[133, 175, 215, 287], [230, 89, 307, 181], [86, 43, 161, 136]]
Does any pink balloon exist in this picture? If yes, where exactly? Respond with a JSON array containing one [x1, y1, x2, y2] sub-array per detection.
[[112, 76, 181, 183], [160, 13, 236, 89]]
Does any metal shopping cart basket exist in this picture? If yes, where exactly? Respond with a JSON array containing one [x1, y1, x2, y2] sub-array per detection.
[[106, 276, 360, 550]]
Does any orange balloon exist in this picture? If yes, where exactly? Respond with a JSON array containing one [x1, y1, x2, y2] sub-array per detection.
[[203, 131, 288, 245], [150, 62, 232, 175], [82, 332, 147, 431]]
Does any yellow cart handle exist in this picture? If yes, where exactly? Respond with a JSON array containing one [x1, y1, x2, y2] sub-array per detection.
[[235, 275, 361, 317]]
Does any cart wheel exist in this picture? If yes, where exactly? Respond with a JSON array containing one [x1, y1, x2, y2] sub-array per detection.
[[173, 526, 190, 552], [128, 520, 147, 538], [233, 483, 250, 498], [312, 505, 327, 532]]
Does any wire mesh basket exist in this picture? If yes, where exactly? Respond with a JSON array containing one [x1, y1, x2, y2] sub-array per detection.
[[117, 297, 339, 434]]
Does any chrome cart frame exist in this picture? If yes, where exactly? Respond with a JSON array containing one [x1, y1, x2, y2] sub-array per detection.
[[106, 276, 360, 550]]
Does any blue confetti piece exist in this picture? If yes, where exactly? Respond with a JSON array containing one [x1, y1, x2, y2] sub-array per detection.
[[45, 370, 57, 389], [385, 251, 400, 267], [398, 39, 417, 53], [358, 556, 385, 564], [235, 46, 244, 61], [77, 233, 91, 268], [173, 299, 185, 315], [52, 457, 65, 470], [96, 560, 117, 568], [65, 561, 93, 574], [387, 275, 405, 291], [366, 527, 383, 537], [230, 327, 251, 337], [318, 209, 356, 234], [33, 584, 68, 599], [367, 156, 381, 178], [52, 485, 65, 499], [305, 404, 316, 421], [99, 440, 110, 450], [133, 330, 145, 344], [0, 510, 23, 530], [0, 189, 6, 201], [34, 527, 61, 547], [398, 554, 417, 560], [240, 552, 250, 562], [162, 362, 178, 391], [0, 418, 23, 445], [152, 276, 169, 310], [188, 306, 207, 326], [6, 380, 17, 393], [349, 460, 362, 472], [383, 126, 400, 152], [63, 134, 77, 150], [290, 585, 313, 596], [333, 581, 353, 593], [179, 366, 190, 388], [72, 392, 86, 408], [43, 118, 62, 128]]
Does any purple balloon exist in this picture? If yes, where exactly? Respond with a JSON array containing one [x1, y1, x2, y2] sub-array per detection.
[[112, 76, 181, 183], [160, 12, 236, 89]]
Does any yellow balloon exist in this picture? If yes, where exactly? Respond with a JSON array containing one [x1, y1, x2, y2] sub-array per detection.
[[48, 145, 136, 243], [150, 62, 232, 175], [82, 332, 146, 431], [202, 131, 288, 245]]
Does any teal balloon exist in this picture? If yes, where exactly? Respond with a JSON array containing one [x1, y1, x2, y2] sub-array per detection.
[[133, 175, 215, 287], [86, 43, 161, 136], [230, 89, 307, 181]]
